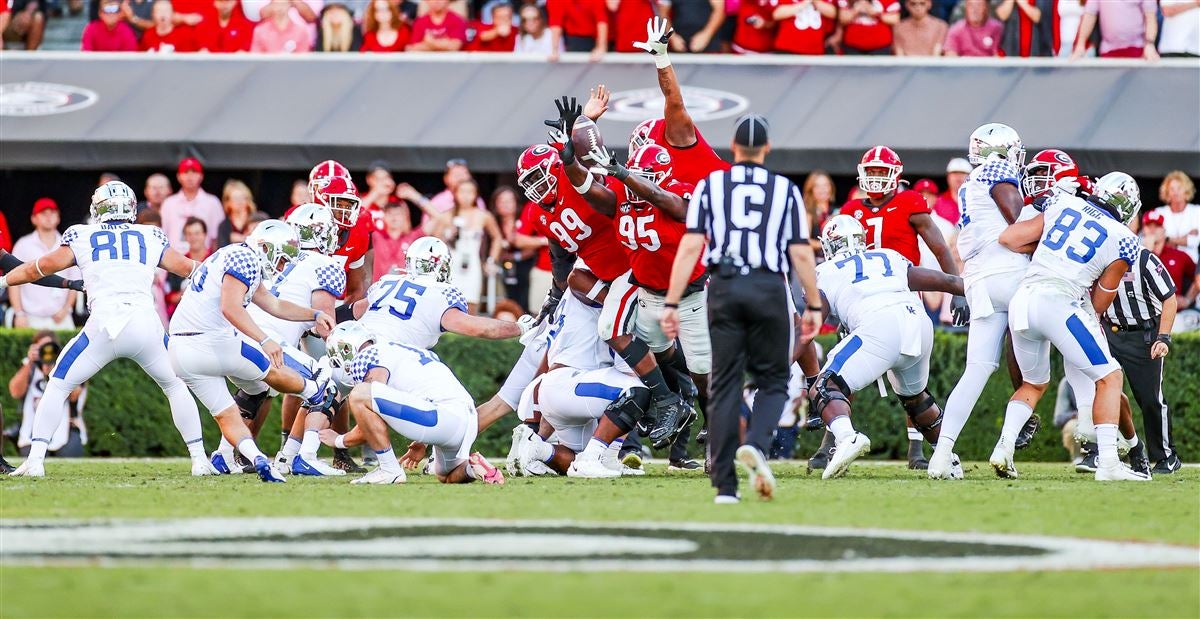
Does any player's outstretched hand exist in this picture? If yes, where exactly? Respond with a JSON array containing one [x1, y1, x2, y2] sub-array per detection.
[[314, 311, 335, 337], [800, 309, 822, 344], [632, 17, 674, 67], [516, 314, 536, 335], [545, 98, 581, 164], [262, 339, 284, 368], [950, 295, 970, 327], [400, 442, 428, 470], [583, 84, 610, 121], [591, 147, 630, 181]]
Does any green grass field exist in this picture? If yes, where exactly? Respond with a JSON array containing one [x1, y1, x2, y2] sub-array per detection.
[[2, 459, 1197, 619]]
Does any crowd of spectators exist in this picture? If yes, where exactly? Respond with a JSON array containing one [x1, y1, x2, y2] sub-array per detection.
[[3, 0, 1195, 58]]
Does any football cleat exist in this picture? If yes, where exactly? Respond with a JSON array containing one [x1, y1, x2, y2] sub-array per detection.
[[1127, 442, 1151, 477], [469, 453, 505, 485], [191, 456, 220, 476], [351, 467, 407, 485], [273, 452, 294, 476], [620, 450, 643, 471], [619, 464, 646, 476], [989, 438, 1018, 479], [254, 456, 287, 483], [1152, 454, 1182, 475], [735, 445, 776, 500], [1014, 413, 1041, 451], [713, 494, 741, 505], [1095, 460, 1151, 482], [648, 394, 695, 450], [234, 451, 255, 474], [523, 460, 558, 476], [823, 433, 871, 480], [567, 454, 621, 479], [668, 458, 701, 472], [0, 455, 14, 475], [506, 424, 533, 477], [926, 448, 959, 480], [209, 450, 237, 475], [292, 454, 347, 476], [9, 458, 45, 478], [1075, 445, 1098, 473], [332, 448, 368, 474]]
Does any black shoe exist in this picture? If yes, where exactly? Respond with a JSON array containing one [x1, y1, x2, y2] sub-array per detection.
[[333, 448, 367, 473], [1152, 454, 1182, 475], [1127, 442, 1151, 476], [907, 439, 928, 470], [908, 456, 929, 470], [1015, 414, 1041, 451], [0, 455, 13, 474], [807, 447, 831, 473], [648, 395, 695, 450], [234, 451, 254, 474], [668, 458, 701, 471], [1076, 442, 1098, 473], [696, 427, 707, 445]]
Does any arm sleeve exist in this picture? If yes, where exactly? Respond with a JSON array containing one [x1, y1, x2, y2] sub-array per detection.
[[0, 250, 79, 290], [315, 263, 347, 298], [976, 158, 1020, 188], [1143, 253, 1177, 301]]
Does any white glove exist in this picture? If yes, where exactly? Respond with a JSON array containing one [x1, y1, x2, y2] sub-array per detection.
[[1053, 175, 1081, 196], [516, 314, 537, 336], [0, 275, 8, 291], [632, 16, 673, 69]]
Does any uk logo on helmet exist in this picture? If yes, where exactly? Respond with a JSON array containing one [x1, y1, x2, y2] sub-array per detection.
[[0, 82, 98, 117], [606, 87, 748, 123]]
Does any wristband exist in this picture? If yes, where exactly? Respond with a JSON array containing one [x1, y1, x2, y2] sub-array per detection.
[[807, 305, 822, 312], [334, 434, 346, 450], [34, 258, 46, 279], [654, 52, 671, 69], [313, 310, 320, 322], [572, 172, 594, 195], [1156, 334, 1172, 346], [258, 336, 272, 346], [663, 302, 679, 309]]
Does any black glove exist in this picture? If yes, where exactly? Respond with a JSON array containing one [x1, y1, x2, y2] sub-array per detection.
[[536, 283, 565, 325], [950, 295, 970, 327], [66, 279, 85, 292], [544, 96, 582, 164]]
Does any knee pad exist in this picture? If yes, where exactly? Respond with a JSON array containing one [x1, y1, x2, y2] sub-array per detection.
[[603, 386, 652, 433], [899, 391, 943, 432], [810, 371, 850, 417], [234, 389, 271, 421], [615, 337, 651, 369]]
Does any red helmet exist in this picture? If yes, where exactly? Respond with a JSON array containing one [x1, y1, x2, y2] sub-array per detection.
[[308, 160, 351, 201], [629, 118, 664, 153], [516, 144, 562, 206], [857, 146, 903, 195], [314, 175, 361, 228], [1022, 149, 1079, 200], [626, 144, 673, 205]]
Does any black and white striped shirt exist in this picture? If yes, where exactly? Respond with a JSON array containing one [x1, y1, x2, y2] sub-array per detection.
[[1106, 248, 1176, 327], [685, 163, 808, 274]]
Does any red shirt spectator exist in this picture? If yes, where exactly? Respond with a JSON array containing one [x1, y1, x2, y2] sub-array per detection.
[[360, 0, 409, 53], [516, 201, 552, 272], [250, 0, 312, 53], [371, 203, 426, 281], [546, 0, 608, 55], [467, 2, 516, 52], [837, 0, 900, 53], [943, 0, 1003, 57], [407, 0, 467, 51], [773, 0, 835, 54], [612, 0, 659, 52], [197, 0, 254, 52], [1144, 212, 1197, 298], [82, 0, 139, 52], [140, 0, 200, 52], [0, 211, 11, 253], [733, 0, 777, 53]]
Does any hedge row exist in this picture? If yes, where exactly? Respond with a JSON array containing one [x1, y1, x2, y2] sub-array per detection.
[[1, 329, 1195, 461]]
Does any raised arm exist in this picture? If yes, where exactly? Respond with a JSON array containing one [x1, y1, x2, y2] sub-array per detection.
[[633, 17, 696, 148], [907, 266, 965, 296], [0, 249, 83, 291], [590, 146, 685, 220], [251, 283, 333, 331]]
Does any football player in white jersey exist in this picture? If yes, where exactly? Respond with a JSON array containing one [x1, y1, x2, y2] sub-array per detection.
[[319, 321, 505, 485], [809, 216, 967, 480], [351, 236, 534, 346], [168, 220, 336, 483], [927, 124, 1033, 479], [3, 182, 216, 478], [514, 281, 648, 478], [996, 172, 1149, 481]]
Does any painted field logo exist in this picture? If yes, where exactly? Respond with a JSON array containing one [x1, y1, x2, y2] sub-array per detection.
[[606, 87, 748, 123], [2, 519, 1196, 573], [0, 82, 99, 117]]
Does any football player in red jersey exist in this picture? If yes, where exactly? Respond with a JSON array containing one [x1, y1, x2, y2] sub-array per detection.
[[580, 18, 731, 187], [819, 145, 964, 470]]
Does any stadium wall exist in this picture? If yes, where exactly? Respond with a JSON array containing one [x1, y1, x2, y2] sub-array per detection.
[[1, 330, 1195, 462]]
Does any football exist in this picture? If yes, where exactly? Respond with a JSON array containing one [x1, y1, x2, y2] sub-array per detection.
[[572, 116, 605, 167]]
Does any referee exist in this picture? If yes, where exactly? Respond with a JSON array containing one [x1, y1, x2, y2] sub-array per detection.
[[1103, 232, 1181, 474], [660, 114, 822, 504]]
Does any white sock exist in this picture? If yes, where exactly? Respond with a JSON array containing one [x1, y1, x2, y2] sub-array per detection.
[[28, 380, 71, 461], [27, 440, 50, 461], [1125, 433, 1139, 449], [375, 447, 401, 473], [940, 362, 995, 443], [906, 427, 922, 442], [282, 437, 302, 458], [237, 438, 266, 462], [829, 416, 855, 445], [932, 436, 955, 458], [1096, 423, 1119, 464], [300, 430, 321, 459], [1076, 405, 1096, 442], [1000, 401, 1033, 446], [528, 436, 554, 463], [580, 438, 607, 460], [164, 379, 204, 451], [603, 437, 623, 461], [186, 440, 206, 460], [218, 436, 234, 453], [300, 379, 320, 401]]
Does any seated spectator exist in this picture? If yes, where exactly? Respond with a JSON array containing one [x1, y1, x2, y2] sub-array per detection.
[[360, 0, 410, 53], [837, 0, 899, 55], [372, 202, 432, 282], [407, 0, 467, 51], [429, 159, 485, 213], [514, 4, 557, 56], [1159, 0, 1199, 58], [135, 209, 171, 325], [893, 0, 947, 56], [217, 179, 257, 247], [170, 0, 212, 27], [165, 217, 213, 312], [251, 0, 313, 53], [671, 0, 725, 53], [933, 157, 970, 225], [994, 0, 1055, 57], [468, 1, 516, 52], [137, 173, 172, 214], [198, 0, 255, 52], [10, 332, 87, 459], [120, 0, 155, 32], [611, 0, 661, 52], [1071, 0, 1157, 60], [140, 0, 200, 52], [1152, 171, 1200, 263], [316, 3, 360, 51], [943, 0, 1001, 56], [161, 157, 224, 252], [82, 0, 139, 51], [1141, 212, 1196, 305], [546, 0, 607, 61], [772, 0, 835, 55], [2, 0, 45, 50], [10, 199, 79, 330]]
